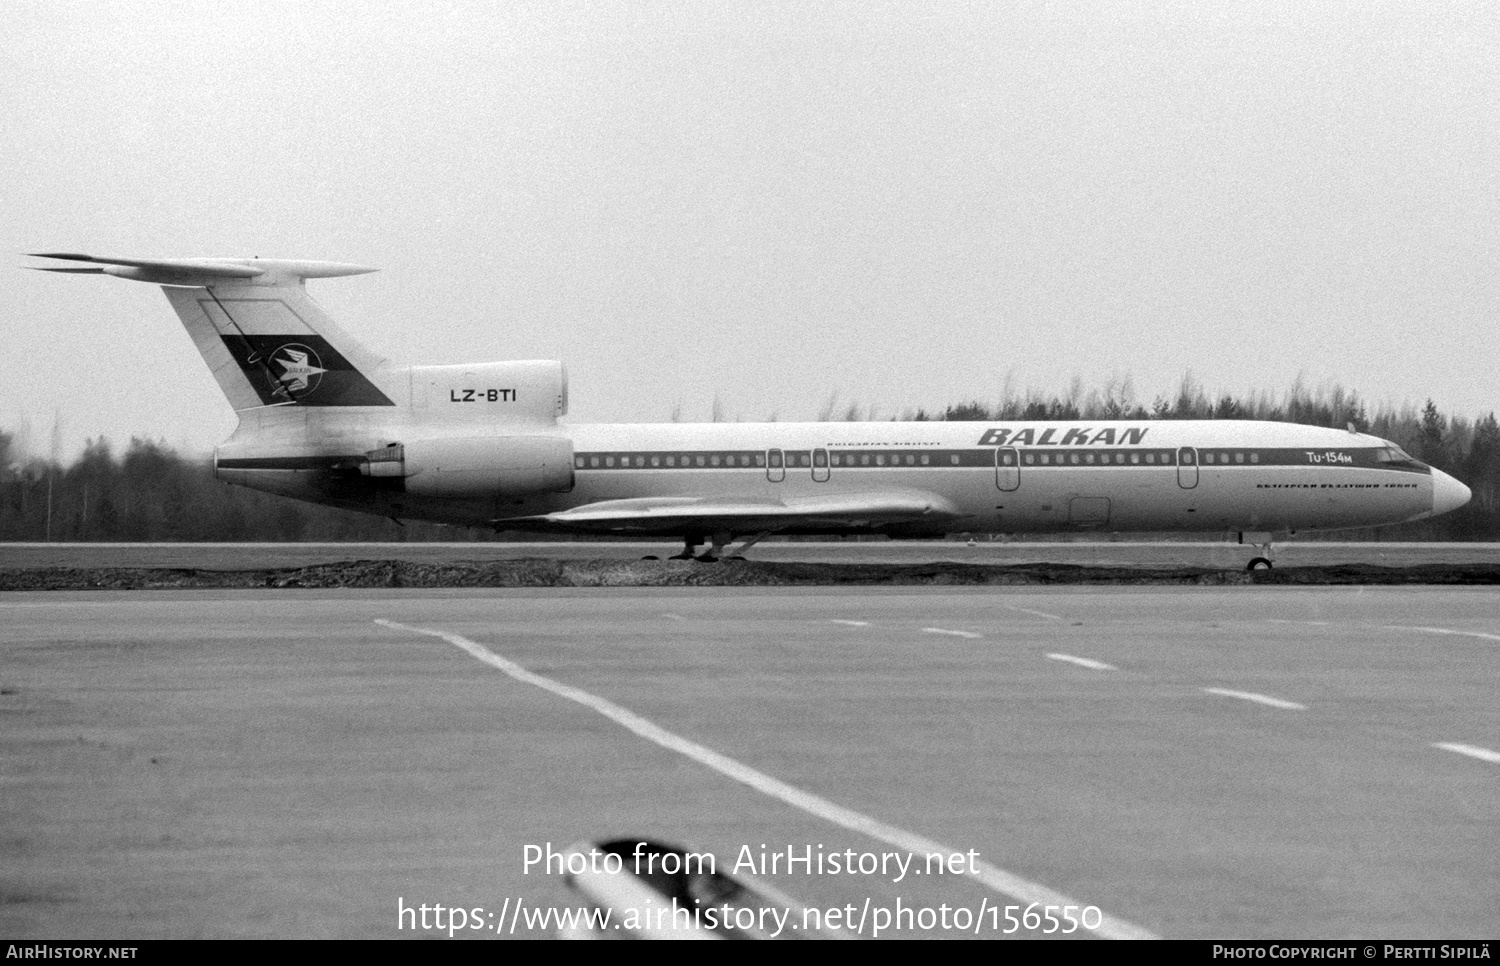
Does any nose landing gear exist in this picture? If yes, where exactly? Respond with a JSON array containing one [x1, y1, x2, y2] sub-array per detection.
[[1240, 531, 1276, 571]]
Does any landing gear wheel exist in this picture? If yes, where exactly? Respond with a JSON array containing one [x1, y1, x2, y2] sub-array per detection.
[[1247, 557, 1273, 571], [694, 553, 719, 563]]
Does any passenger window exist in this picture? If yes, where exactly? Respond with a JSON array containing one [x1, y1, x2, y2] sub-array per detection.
[[950, 455, 960, 465]]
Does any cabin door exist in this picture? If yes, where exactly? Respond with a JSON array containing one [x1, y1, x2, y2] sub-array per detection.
[[995, 447, 1020, 491], [766, 448, 785, 483], [1177, 447, 1199, 489], [812, 448, 830, 482]]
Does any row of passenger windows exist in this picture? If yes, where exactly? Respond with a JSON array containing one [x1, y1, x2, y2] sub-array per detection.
[[1199, 451, 1262, 465], [830, 452, 963, 467], [573, 450, 976, 469], [574, 449, 1277, 469], [577, 452, 766, 469], [1012, 449, 1260, 466], [1016, 449, 1180, 466]]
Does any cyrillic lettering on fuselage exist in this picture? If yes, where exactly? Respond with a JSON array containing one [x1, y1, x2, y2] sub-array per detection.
[[977, 427, 1149, 447]]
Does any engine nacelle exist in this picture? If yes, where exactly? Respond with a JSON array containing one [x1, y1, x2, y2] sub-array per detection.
[[410, 360, 568, 422], [363, 436, 574, 499]]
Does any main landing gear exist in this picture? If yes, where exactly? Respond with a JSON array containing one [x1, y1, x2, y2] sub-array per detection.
[[652, 530, 778, 563], [1240, 531, 1276, 571], [666, 533, 705, 561]]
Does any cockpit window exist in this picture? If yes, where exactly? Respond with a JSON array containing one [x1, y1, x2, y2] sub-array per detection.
[[1376, 443, 1424, 467], [1378, 444, 1414, 463]]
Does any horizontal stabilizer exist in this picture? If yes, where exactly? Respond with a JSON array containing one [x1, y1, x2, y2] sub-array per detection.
[[27, 253, 377, 285], [32, 250, 395, 411]]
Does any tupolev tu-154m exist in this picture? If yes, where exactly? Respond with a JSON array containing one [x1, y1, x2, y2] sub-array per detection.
[[31, 253, 1471, 568]]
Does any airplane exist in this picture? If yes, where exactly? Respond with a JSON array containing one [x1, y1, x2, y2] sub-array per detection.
[[30, 253, 1472, 569]]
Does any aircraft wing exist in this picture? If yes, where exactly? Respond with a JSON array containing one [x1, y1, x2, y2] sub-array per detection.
[[498, 489, 967, 535]]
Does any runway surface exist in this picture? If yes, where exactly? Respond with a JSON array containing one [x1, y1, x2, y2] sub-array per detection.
[[2, 586, 1497, 939], [5, 540, 1500, 571]]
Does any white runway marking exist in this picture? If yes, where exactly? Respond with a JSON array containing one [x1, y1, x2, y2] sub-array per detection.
[[1389, 625, 1500, 643], [1267, 619, 1330, 626], [376, 618, 1157, 940], [1433, 743, 1500, 765], [1047, 654, 1117, 672], [1004, 605, 1063, 621], [830, 620, 870, 627], [661, 613, 686, 621], [1202, 688, 1307, 711], [922, 627, 983, 639]]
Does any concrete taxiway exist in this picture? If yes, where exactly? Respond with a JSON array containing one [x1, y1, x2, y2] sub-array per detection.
[[2, 587, 1496, 939], [4, 540, 1500, 571]]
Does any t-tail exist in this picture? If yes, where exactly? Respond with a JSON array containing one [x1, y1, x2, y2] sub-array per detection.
[[29, 253, 400, 410]]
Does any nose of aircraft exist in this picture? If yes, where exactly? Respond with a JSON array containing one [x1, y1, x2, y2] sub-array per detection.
[[1432, 469, 1472, 517]]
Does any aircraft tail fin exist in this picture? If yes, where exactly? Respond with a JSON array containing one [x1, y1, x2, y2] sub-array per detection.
[[29, 253, 400, 411]]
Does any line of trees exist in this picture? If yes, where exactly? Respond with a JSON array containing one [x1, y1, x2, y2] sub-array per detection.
[[3, 377, 1496, 541]]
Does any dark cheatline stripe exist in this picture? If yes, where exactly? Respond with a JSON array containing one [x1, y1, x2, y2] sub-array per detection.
[[217, 456, 363, 470], [570, 446, 1430, 474]]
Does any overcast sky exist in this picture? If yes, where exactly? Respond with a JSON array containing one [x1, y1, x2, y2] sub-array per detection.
[[3, 1, 1496, 459]]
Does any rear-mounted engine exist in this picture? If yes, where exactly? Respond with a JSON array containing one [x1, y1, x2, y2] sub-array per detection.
[[361, 436, 574, 498]]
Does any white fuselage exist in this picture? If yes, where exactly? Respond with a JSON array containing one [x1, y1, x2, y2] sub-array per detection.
[[215, 412, 1459, 537]]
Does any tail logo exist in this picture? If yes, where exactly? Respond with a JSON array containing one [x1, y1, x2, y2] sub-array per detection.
[[271, 343, 327, 397], [218, 332, 395, 407]]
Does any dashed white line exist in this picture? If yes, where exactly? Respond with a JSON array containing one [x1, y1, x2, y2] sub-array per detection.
[[1433, 743, 1500, 764], [1004, 605, 1063, 621], [830, 620, 870, 627], [922, 627, 983, 639], [375, 618, 1157, 940], [1047, 653, 1117, 672], [1202, 688, 1307, 711], [1389, 625, 1500, 643], [661, 613, 686, 621]]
